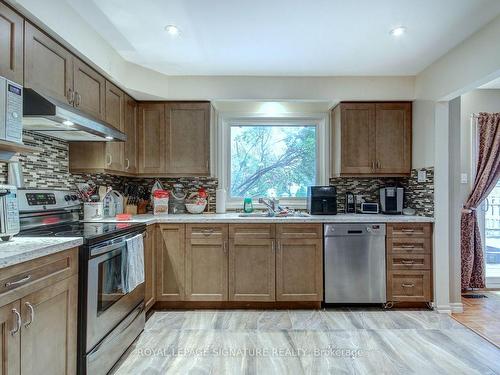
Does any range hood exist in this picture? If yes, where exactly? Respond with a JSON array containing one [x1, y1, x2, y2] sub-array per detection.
[[22, 88, 126, 142]]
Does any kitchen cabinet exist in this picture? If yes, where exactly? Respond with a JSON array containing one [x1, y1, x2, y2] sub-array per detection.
[[156, 224, 185, 302], [164, 102, 211, 176], [144, 225, 156, 311], [0, 2, 23, 84], [228, 224, 275, 301], [24, 22, 73, 104], [124, 94, 138, 174], [0, 248, 78, 375], [0, 300, 21, 375], [69, 83, 133, 175], [331, 101, 412, 176], [137, 103, 166, 175], [386, 223, 433, 303], [72, 58, 106, 120], [185, 224, 228, 301], [276, 224, 323, 301]]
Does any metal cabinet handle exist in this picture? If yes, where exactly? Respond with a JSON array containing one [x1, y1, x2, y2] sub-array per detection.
[[376, 160, 381, 169], [10, 309, 21, 335], [401, 245, 415, 249], [201, 229, 214, 235], [125, 158, 130, 170], [401, 260, 415, 265], [67, 88, 74, 104], [24, 302, 34, 328], [271, 240, 275, 253], [5, 274, 32, 288], [223, 241, 227, 254], [401, 283, 415, 288], [401, 229, 415, 233], [277, 241, 282, 254], [106, 154, 112, 166], [371, 161, 375, 170], [77, 93, 82, 107]]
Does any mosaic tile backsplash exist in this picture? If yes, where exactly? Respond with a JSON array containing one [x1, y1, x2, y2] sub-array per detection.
[[329, 167, 434, 217], [0, 131, 433, 216]]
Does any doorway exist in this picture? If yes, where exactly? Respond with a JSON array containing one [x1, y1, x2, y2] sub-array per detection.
[[481, 179, 500, 288]]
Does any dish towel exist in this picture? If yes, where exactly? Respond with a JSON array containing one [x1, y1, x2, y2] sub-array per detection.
[[122, 233, 145, 293]]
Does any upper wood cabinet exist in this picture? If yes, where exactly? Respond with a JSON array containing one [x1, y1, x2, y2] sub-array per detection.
[[72, 58, 106, 120], [0, 2, 23, 84], [24, 22, 73, 104], [124, 94, 138, 174], [137, 102, 166, 175], [165, 102, 211, 175], [104, 81, 125, 171], [137, 101, 211, 176], [331, 102, 412, 176]]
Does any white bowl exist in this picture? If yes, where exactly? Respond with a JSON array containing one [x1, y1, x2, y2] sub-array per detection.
[[185, 202, 207, 214]]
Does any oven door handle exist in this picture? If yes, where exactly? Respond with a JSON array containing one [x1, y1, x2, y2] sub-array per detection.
[[87, 302, 145, 357], [90, 232, 146, 258]]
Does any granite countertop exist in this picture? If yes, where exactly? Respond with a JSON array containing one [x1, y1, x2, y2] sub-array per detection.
[[82, 212, 434, 225], [0, 237, 83, 269]]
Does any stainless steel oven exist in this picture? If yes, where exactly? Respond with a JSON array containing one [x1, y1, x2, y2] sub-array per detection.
[[84, 231, 145, 375]]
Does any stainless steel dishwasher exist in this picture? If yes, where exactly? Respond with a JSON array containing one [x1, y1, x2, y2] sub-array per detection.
[[324, 223, 386, 303]]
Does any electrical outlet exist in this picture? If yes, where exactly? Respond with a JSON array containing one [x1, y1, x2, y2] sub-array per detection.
[[461, 173, 468, 184], [417, 170, 427, 183]]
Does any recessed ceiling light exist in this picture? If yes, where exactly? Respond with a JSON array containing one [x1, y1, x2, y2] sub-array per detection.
[[390, 26, 407, 37], [164, 25, 180, 36], [105, 136, 114, 140], [62, 120, 74, 126]]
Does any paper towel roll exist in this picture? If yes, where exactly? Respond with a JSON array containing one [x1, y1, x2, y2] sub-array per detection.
[[216, 188, 226, 213]]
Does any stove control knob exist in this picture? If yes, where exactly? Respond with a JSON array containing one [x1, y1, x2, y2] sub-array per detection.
[[71, 195, 78, 201], [64, 195, 71, 202]]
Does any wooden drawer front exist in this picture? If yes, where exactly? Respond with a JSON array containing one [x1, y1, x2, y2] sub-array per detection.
[[388, 254, 431, 270], [277, 224, 322, 239], [387, 223, 432, 238], [187, 224, 227, 244], [388, 271, 431, 302], [387, 237, 431, 254], [229, 224, 275, 239], [0, 248, 78, 306]]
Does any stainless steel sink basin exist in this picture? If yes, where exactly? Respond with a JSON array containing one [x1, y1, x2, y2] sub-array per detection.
[[237, 213, 271, 217], [237, 212, 311, 218]]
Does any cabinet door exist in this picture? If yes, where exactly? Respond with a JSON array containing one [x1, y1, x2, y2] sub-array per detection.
[[73, 58, 105, 120], [340, 103, 375, 174], [229, 238, 275, 301], [0, 300, 21, 375], [0, 3, 23, 84], [185, 224, 228, 301], [156, 224, 185, 301], [137, 103, 166, 175], [24, 22, 73, 104], [374, 103, 411, 175], [104, 81, 125, 172], [144, 225, 156, 311], [124, 95, 138, 174], [276, 238, 323, 301], [20, 275, 77, 375], [165, 102, 210, 175]]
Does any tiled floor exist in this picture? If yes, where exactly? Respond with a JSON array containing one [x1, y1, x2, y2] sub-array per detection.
[[452, 291, 500, 347], [113, 309, 500, 374]]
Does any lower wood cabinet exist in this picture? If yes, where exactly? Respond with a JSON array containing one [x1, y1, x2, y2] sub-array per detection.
[[0, 248, 78, 375], [276, 225, 323, 301], [156, 224, 185, 301], [144, 225, 156, 311], [185, 224, 228, 301], [386, 223, 433, 303], [229, 224, 275, 301]]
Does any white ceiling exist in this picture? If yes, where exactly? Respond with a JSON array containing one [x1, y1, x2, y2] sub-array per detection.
[[64, 0, 500, 76]]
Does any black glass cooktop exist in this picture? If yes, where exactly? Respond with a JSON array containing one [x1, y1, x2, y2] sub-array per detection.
[[18, 221, 146, 245]]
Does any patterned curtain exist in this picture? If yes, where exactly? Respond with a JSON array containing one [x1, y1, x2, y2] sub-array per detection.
[[461, 113, 500, 290]]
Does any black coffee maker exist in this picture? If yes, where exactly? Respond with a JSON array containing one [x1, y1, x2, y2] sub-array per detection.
[[307, 186, 337, 215]]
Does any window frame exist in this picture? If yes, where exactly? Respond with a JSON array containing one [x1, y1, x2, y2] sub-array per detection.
[[215, 113, 329, 210]]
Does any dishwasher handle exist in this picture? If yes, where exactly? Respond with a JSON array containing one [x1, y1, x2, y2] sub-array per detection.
[[324, 223, 386, 237]]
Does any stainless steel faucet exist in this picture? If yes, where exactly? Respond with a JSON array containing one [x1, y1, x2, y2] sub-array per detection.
[[259, 197, 278, 216]]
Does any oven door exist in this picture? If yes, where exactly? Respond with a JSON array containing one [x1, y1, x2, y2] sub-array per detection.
[[86, 234, 145, 352]]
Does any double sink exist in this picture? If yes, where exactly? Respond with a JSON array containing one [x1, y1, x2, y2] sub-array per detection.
[[237, 212, 311, 218]]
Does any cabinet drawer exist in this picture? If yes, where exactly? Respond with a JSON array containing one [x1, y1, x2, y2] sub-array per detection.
[[387, 237, 431, 254], [387, 254, 431, 270], [0, 248, 78, 306], [387, 223, 432, 238], [387, 271, 431, 302], [229, 224, 275, 239], [187, 224, 227, 244], [277, 224, 322, 239]]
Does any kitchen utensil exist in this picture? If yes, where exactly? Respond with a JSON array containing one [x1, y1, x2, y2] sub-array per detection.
[[83, 202, 104, 220], [7, 161, 25, 188]]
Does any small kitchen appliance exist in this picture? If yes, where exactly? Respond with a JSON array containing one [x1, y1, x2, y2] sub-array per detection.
[[0, 76, 23, 144], [360, 202, 379, 214], [379, 187, 404, 214], [345, 192, 355, 213], [0, 184, 20, 241], [307, 186, 337, 215]]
